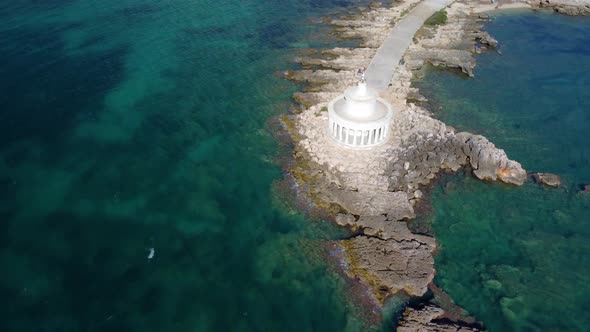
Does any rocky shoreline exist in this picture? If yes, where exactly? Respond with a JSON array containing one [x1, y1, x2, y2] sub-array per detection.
[[280, 0, 590, 330]]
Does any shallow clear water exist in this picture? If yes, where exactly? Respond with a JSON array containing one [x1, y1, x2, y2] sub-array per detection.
[[0, 0, 379, 331], [417, 10, 590, 332]]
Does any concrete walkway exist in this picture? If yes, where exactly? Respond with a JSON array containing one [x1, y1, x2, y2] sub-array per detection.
[[366, 0, 455, 91]]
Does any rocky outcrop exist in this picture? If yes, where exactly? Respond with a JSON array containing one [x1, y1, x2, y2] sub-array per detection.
[[345, 233, 435, 298], [407, 48, 477, 76], [338, 213, 433, 243], [531, 172, 562, 187], [282, 0, 531, 310], [529, 0, 590, 15], [295, 48, 377, 71], [326, 0, 423, 48], [279, 0, 590, 328], [397, 305, 484, 332], [405, 2, 492, 77], [327, 190, 416, 217], [456, 132, 527, 185]]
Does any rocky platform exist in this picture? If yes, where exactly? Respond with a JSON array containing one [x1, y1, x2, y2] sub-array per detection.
[[281, 0, 590, 330], [397, 305, 482, 332]]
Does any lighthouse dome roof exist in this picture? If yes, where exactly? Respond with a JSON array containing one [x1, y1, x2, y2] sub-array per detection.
[[333, 82, 388, 123], [343, 81, 378, 102]]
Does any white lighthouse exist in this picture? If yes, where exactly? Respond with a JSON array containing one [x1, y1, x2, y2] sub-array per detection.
[[327, 73, 394, 148]]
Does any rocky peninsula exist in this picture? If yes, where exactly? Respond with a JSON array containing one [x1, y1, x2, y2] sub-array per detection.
[[281, 0, 590, 330]]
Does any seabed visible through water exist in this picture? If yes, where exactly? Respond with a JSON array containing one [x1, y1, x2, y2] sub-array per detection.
[[416, 9, 590, 331]]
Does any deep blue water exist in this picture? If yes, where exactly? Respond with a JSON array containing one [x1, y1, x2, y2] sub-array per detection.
[[417, 10, 590, 332], [0, 0, 380, 331]]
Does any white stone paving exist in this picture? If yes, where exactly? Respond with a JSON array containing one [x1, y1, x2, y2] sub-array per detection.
[[365, 0, 455, 91]]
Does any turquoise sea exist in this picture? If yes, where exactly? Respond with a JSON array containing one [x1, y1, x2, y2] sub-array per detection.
[[4, 1, 590, 331], [0, 0, 380, 331], [417, 10, 590, 332]]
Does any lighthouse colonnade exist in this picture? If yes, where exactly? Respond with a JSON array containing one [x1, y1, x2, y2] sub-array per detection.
[[326, 81, 394, 149], [328, 118, 389, 147]]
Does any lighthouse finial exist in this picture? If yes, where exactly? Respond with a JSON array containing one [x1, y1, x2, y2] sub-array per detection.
[[357, 67, 366, 83]]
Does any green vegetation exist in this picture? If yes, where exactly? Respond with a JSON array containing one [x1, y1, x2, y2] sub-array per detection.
[[424, 9, 447, 26]]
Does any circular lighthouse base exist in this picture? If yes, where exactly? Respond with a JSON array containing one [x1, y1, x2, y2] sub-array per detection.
[[327, 95, 394, 148]]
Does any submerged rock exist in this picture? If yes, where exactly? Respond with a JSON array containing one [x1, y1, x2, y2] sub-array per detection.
[[397, 305, 484, 332], [530, 172, 561, 188]]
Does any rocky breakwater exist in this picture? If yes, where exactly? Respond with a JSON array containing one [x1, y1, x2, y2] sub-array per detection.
[[281, 0, 529, 330], [290, 90, 526, 299]]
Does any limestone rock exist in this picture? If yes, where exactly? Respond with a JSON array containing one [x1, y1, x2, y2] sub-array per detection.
[[497, 160, 528, 186], [357, 215, 389, 237], [293, 92, 338, 109], [456, 132, 527, 186], [385, 191, 416, 220], [414, 189, 424, 199], [346, 235, 435, 297], [335, 213, 357, 228], [406, 49, 476, 76], [476, 31, 498, 48], [397, 305, 484, 332], [358, 216, 435, 246], [329, 190, 415, 218], [529, 0, 590, 15], [531, 172, 562, 188]]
